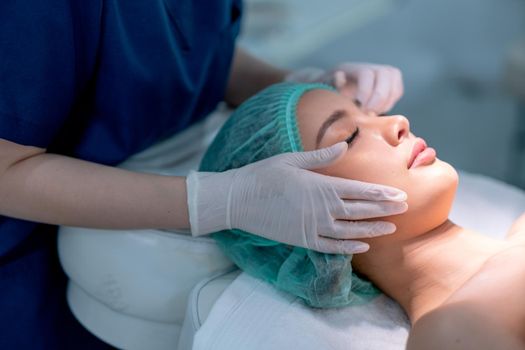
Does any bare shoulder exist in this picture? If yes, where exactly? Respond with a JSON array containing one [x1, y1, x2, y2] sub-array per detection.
[[409, 246, 525, 350], [407, 302, 524, 350], [506, 212, 525, 243]]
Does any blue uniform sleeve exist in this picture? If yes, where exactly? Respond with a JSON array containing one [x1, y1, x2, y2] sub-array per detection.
[[0, 0, 102, 148]]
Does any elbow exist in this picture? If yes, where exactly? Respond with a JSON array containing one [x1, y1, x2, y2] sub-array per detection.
[[0, 138, 46, 176]]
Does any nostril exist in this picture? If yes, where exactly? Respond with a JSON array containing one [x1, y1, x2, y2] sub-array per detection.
[[398, 129, 405, 140]]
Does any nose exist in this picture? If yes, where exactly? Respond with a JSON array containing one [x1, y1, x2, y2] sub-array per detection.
[[382, 115, 410, 146]]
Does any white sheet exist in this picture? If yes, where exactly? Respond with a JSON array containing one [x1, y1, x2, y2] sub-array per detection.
[[194, 172, 525, 350]]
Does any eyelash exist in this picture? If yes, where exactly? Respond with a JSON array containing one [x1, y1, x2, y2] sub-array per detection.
[[345, 127, 359, 146]]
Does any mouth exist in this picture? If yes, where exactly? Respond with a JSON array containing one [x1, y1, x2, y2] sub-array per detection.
[[408, 137, 436, 169]]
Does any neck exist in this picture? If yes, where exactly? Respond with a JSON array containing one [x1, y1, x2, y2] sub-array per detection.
[[352, 220, 505, 323]]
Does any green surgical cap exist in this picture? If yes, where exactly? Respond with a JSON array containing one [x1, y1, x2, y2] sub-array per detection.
[[200, 82, 380, 308]]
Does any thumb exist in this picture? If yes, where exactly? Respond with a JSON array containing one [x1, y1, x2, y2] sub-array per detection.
[[289, 142, 347, 170]]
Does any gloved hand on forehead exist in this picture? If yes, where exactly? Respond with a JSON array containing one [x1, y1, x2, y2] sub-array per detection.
[[285, 63, 404, 114]]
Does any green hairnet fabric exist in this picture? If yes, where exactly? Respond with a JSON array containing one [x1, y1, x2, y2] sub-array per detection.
[[199, 82, 380, 308]]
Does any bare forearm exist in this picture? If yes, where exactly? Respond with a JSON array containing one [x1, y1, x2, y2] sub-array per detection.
[[0, 150, 190, 230], [225, 47, 289, 107]]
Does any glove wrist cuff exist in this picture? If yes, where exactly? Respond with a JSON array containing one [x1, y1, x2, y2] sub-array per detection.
[[186, 170, 233, 236]]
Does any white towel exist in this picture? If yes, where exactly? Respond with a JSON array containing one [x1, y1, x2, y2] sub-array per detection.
[[194, 272, 409, 350]]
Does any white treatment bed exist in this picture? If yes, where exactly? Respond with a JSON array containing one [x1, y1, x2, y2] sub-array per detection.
[[57, 109, 525, 350]]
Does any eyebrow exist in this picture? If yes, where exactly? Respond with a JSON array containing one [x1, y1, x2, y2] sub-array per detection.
[[316, 109, 349, 147]]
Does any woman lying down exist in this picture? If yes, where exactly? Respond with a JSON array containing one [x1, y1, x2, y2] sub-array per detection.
[[199, 82, 525, 349]]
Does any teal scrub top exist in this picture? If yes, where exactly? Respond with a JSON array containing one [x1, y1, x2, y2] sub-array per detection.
[[0, 0, 242, 348]]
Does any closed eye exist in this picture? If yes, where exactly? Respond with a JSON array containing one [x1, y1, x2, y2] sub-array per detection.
[[345, 127, 359, 146]]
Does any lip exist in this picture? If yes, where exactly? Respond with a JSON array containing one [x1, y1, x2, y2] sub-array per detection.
[[408, 138, 426, 168], [408, 137, 436, 169]]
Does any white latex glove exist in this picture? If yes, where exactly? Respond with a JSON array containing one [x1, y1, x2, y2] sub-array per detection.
[[187, 142, 407, 255], [285, 63, 404, 114]]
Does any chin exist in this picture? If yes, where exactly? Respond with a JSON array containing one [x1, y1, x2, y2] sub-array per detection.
[[414, 158, 458, 188], [435, 158, 459, 190], [395, 158, 458, 237]]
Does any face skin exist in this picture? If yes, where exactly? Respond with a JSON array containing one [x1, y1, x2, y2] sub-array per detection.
[[296, 89, 459, 246]]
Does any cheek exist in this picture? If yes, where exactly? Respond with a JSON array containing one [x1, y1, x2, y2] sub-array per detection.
[[318, 148, 409, 189]]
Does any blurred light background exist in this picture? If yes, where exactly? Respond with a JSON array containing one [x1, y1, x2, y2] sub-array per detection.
[[238, 0, 525, 188]]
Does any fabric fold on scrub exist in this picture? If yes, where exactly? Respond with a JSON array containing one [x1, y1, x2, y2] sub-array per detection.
[[199, 82, 380, 308]]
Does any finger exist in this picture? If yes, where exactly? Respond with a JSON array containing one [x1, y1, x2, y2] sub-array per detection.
[[380, 89, 398, 114], [315, 237, 370, 255], [393, 67, 404, 102], [333, 70, 347, 89], [289, 142, 348, 170], [323, 220, 396, 240], [378, 70, 399, 113], [334, 200, 408, 220], [380, 68, 404, 113], [330, 177, 407, 201], [352, 68, 375, 107], [372, 68, 396, 114], [364, 68, 393, 113]]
